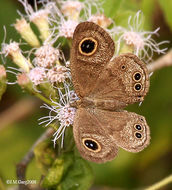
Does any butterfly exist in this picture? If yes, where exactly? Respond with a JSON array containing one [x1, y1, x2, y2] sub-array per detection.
[[70, 22, 150, 163]]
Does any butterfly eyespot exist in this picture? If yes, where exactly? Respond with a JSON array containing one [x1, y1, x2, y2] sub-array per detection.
[[133, 72, 142, 82], [134, 83, 142, 91], [82, 138, 101, 152], [121, 65, 126, 70], [134, 124, 142, 131], [135, 132, 142, 139], [79, 37, 97, 56]]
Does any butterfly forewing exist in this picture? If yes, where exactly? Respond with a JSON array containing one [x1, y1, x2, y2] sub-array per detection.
[[70, 22, 115, 98]]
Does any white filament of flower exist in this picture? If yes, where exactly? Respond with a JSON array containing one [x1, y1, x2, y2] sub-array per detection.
[[39, 84, 78, 147], [115, 11, 169, 61]]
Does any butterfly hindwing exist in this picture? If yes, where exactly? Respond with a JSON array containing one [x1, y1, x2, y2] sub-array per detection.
[[73, 108, 150, 163], [89, 53, 150, 108], [73, 108, 118, 163], [93, 109, 150, 153]]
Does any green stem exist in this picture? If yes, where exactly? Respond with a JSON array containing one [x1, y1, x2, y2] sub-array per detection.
[[145, 174, 172, 190], [34, 92, 56, 106], [0, 179, 6, 190]]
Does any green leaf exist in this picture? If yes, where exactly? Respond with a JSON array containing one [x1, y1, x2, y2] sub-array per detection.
[[57, 157, 94, 190], [103, 0, 125, 18], [42, 153, 74, 188], [141, 0, 155, 29], [114, 10, 137, 28], [42, 149, 94, 190], [158, 0, 172, 31], [34, 140, 56, 175], [103, 0, 141, 19]]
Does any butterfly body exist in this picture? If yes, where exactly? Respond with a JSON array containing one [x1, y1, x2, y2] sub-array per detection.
[[70, 22, 150, 163], [72, 97, 126, 111]]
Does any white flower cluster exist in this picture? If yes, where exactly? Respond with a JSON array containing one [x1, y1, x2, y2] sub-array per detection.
[[39, 85, 78, 147], [113, 11, 168, 61], [29, 44, 70, 86], [0, 0, 168, 147]]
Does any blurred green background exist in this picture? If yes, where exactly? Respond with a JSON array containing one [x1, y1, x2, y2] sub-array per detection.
[[0, 0, 172, 189]]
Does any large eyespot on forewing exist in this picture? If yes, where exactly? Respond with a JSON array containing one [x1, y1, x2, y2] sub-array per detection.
[[79, 37, 98, 56], [70, 21, 115, 98], [72, 21, 115, 63]]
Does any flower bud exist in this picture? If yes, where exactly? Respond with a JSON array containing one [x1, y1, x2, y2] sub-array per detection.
[[30, 10, 51, 42], [61, 1, 83, 21], [14, 18, 40, 47], [0, 65, 6, 79], [88, 14, 112, 28], [3, 42, 31, 73], [17, 72, 33, 91]]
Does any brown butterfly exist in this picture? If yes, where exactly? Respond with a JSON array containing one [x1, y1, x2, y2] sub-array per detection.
[[70, 22, 150, 163]]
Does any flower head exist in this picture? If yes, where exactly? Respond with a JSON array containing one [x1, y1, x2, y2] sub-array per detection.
[[48, 0, 104, 42], [47, 65, 70, 83], [18, 0, 51, 22], [123, 31, 145, 50], [49, 11, 79, 40], [52, 101, 76, 147], [39, 84, 77, 147], [61, 0, 83, 20], [57, 104, 76, 128], [88, 14, 112, 28], [2, 41, 20, 57], [28, 67, 46, 85], [1, 41, 31, 72], [34, 45, 60, 68], [58, 19, 79, 38], [115, 11, 168, 61]]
